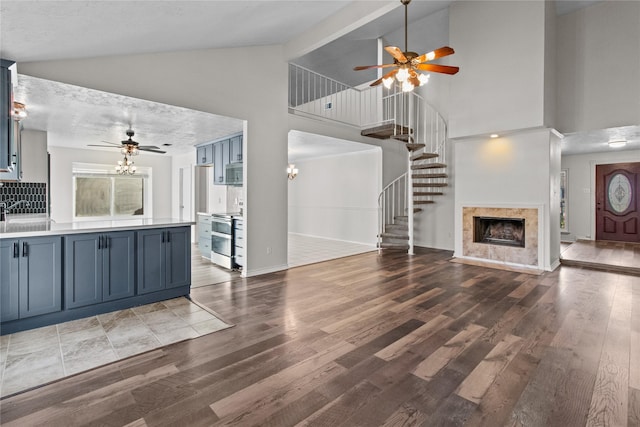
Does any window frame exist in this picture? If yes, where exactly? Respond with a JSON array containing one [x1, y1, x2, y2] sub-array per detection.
[[72, 162, 153, 222]]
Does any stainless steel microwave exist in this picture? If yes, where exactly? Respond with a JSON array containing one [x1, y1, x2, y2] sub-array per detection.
[[225, 162, 243, 186]]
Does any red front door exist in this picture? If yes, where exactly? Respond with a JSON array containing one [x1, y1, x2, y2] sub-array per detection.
[[595, 162, 640, 242]]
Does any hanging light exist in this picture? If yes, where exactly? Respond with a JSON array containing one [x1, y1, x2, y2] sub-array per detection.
[[286, 164, 298, 180], [115, 155, 136, 175], [12, 102, 27, 120]]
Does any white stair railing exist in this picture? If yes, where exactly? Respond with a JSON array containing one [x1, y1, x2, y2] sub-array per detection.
[[289, 64, 448, 254]]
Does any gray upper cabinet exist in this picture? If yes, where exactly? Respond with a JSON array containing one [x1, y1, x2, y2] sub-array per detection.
[[196, 143, 214, 165], [230, 135, 242, 163], [7, 236, 62, 320], [213, 141, 224, 184], [1, 59, 14, 172], [137, 226, 190, 294], [64, 231, 135, 309]]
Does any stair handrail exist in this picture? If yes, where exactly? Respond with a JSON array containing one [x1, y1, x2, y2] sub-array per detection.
[[378, 172, 408, 252]]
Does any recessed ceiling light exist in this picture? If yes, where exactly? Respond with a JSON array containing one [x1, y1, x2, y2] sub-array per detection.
[[608, 140, 627, 148], [490, 134, 499, 138]]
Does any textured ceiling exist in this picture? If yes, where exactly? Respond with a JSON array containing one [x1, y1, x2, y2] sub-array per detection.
[[15, 75, 243, 155], [561, 125, 640, 156]]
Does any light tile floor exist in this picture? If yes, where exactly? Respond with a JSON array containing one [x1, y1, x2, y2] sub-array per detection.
[[288, 233, 376, 268], [0, 297, 232, 397]]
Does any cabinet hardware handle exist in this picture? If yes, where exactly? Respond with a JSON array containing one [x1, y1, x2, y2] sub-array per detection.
[[162, 231, 165, 243], [13, 242, 19, 258], [167, 231, 171, 243], [104, 236, 108, 249], [22, 242, 28, 257], [98, 236, 102, 249]]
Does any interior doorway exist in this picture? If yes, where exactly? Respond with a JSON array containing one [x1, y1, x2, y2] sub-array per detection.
[[595, 162, 640, 242]]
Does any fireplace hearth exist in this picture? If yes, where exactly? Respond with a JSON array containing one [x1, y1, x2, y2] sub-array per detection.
[[473, 216, 525, 247]]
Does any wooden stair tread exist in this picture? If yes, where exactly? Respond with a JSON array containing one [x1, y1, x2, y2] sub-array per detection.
[[411, 163, 447, 170], [413, 173, 448, 179], [378, 242, 410, 250], [414, 208, 423, 213], [391, 134, 414, 143], [405, 143, 426, 151], [413, 183, 448, 187], [379, 233, 410, 240], [361, 124, 412, 140], [414, 192, 444, 196], [414, 200, 436, 205], [411, 152, 439, 161]]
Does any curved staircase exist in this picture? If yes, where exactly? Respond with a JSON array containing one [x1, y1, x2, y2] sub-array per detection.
[[363, 90, 449, 254]]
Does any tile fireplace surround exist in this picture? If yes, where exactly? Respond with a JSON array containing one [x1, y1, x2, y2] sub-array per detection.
[[462, 206, 539, 268]]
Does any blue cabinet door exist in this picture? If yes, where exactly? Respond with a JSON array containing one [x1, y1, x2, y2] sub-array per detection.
[[230, 135, 242, 163], [0, 239, 19, 322], [166, 227, 190, 289], [213, 142, 224, 184], [64, 233, 102, 309], [137, 229, 165, 294], [103, 231, 135, 302], [18, 236, 62, 318]]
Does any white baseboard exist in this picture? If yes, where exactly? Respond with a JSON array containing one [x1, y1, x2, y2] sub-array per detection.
[[243, 263, 289, 278]]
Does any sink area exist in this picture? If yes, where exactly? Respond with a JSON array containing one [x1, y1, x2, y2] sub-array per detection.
[[6, 214, 54, 224]]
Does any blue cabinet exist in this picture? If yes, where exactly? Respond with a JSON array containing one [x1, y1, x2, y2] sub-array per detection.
[[64, 231, 135, 309], [0, 236, 62, 320], [0, 239, 19, 322], [1, 59, 14, 172], [196, 143, 214, 165], [137, 227, 190, 294], [230, 135, 242, 163], [213, 142, 224, 184]]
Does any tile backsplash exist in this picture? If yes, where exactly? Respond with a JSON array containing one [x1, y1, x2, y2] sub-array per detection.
[[0, 182, 48, 214]]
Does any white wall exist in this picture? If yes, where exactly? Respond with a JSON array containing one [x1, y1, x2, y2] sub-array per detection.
[[288, 148, 381, 245], [21, 45, 288, 276], [448, 1, 547, 138], [454, 128, 559, 270], [20, 129, 48, 183], [48, 146, 172, 223], [556, 1, 640, 134], [561, 149, 640, 241]]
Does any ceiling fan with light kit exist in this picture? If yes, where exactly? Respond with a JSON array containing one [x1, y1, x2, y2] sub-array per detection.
[[354, 0, 459, 92], [88, 128, 165, 175], [88, 128, 166, 155]]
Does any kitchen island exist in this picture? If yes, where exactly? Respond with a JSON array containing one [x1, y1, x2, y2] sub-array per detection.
[[0, 218, 194, 334]]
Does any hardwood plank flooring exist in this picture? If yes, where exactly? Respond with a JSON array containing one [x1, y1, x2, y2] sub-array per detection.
[[561, 239, 640, 275], [1, 247, 639, 426]]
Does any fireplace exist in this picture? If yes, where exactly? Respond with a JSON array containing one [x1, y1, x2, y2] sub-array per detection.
[[473, 216, 525, 247]]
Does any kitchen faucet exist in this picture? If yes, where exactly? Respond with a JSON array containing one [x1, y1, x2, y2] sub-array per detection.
[[0, 200, 31, 221]]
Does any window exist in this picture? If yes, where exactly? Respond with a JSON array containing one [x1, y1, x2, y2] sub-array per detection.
[[72, 163, 152, 220]]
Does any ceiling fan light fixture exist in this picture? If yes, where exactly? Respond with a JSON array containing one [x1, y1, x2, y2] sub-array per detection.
[[396, 67, 410, 82], [382, 76, 395, 89], [418, 73, 430, 86], [402, 80, 415, 92]]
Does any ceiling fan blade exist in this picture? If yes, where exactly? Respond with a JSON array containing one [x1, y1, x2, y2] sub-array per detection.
[[100, 141, 121, 146], [414, 46, 455, 64], [138, 145, 161, 150], [88, 144, 119, 148], [415, 63, 460, 75], [370, 69, 398, 87], [139, 147, 166, 154], [353, 63, 396, 71], [385, 46, 408, 63]]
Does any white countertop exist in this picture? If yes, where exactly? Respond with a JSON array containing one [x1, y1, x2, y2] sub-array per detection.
[[0, 217, 195, 239]]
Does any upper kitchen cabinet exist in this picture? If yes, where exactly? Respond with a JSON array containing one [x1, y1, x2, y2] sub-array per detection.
[[230, 135, 242, 163], [196, 143, 213, 166], [20, 130, 48, 183], [213, 141, 224, 184], [1, 59, 19, 180]]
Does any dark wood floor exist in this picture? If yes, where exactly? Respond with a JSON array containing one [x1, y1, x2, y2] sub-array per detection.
[[1, 247, 639, 426]]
